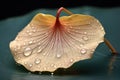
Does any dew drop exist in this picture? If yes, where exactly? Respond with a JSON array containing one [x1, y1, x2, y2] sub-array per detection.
[[29, 41, 33, 44], [54, 65, 57, 68], [35, 59, 41, 64], [50, 64, 54, 67], [23, 43, 25, 46], [24, 47, 32, 57], [24, 62, 27, 65], [82, 36, 88, 41], [31, 26, 35, 29], [26, 30, 30, 33], [32, 29, 36, 32], [101, 27, 104, 31], [51, 72, 54, 75], [70, 59, 74, 63], [29, 32, 32, 35], [39, 72, 42, 74], [44, 67, 47, 70], [80, 48, 87, 54], [37, 49, 42, 53], [83, 32, 87, 35], [56, 54, 61, 58], [29, 64, 33, 67]]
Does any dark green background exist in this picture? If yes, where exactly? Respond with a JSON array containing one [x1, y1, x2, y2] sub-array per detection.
[[0, 7, 120, 80]]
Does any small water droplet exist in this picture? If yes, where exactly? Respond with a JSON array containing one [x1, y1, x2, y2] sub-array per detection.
[[43, 53, 46, 56], [24, 62, 27, 65], [80, 44, 84, 47], [82, 36, 88, 41], [29, 41, 33, 44], [29, 64, 33, 67], [24, 47, 32, 57], [26, 30, 30, 33], [56, 54, 61, 58], [29, 32, 32, 35], [51, 64, 54, 67], [54, 65, 57, 68], [35, 59, 41, 64], [101, 27, 104, 31], [44, 67, 47, 70], [28, 72, 31, 74], [23, 42, 26, 46], [37, 49, 42, 53], [14, 48, 17, 51], [31, 26, 35, 29], [39, 72, 42, 74], [80, 48, 87, 54], [83, 32, 87, 35], [32, 29, 36, 32], [70, 59, 74, 63], [51, 72, 54, 75]]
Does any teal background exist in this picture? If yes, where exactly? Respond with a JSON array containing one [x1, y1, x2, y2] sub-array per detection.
[[0, 7, 120, 80]]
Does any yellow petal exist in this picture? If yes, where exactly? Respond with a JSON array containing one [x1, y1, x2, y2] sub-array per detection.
[[10, 13, 105, 72]]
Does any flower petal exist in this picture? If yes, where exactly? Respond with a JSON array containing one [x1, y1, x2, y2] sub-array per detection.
[[10, 14, 105, 72]]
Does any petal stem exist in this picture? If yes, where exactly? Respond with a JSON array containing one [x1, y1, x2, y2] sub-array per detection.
[[59, 7, 118, 54], [104, 38, 117, 54]]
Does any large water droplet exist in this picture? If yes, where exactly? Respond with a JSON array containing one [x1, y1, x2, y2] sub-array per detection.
[[80, 48, 87, 54], [82, 36, 88, 41], [24, 47, 32, 57], [35, 59, 41, 64]]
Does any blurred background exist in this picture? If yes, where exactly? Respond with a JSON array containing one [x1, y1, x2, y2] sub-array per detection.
[[0, 0, 120, 20]]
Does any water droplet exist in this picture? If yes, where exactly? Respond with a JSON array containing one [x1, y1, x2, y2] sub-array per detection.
[[44, 67, 47, 70], [26, 30, 30, 33], [54, 65, 57, 68], [43, 53, 46, 56], [24, 62, 27, 65], [29, 41, 33, 44], [83, 32, 87, 35], [90, 49, 95, 53], [39, 72, 42, 74], [32, 29, 36, 32], [56, 54, 61, 58], [29, 32, 32, 35], [80, 44, 84, 47], [50, 64, 54, 67], [51, 72, 54, 75], [28, 72, 31, 74], [37, 49, 42, 53], [35, 59, 41, 64], [29, 64, 33, 67], [31, 26, 35, 29], [80, 48, 87, 54], [23, 42, 26, 46], [24, 47, 32, 57], [70, 59, 74, 63], [82, 36, 88, 41], [14, 48, 17, 51], [101, 27, 104, 31]]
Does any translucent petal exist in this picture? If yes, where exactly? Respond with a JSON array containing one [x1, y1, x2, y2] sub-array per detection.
[[10, 13, 105, 72]]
